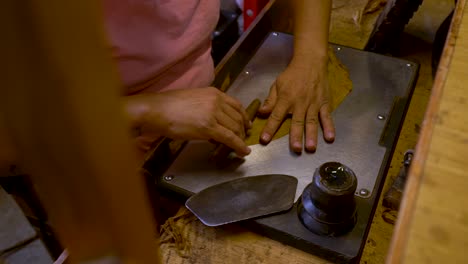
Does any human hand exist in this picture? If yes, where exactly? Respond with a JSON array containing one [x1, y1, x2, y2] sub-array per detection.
[[125, 87, 252, 156], [258, 61, 335, 153]]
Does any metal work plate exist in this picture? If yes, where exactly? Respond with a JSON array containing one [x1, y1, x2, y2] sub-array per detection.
[[162, 32, 417, 200]]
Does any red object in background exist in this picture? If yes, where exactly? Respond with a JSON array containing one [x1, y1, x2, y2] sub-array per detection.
[[243, 0, 269, 31]]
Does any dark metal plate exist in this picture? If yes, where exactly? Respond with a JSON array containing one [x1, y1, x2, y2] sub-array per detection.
[[186, 174, 297, 226]]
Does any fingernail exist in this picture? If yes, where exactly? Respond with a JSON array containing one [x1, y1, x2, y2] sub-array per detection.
[[293, 142, 302, 150], [244, 147, 251, 155], [261, 133, 271, 142], [306, 140, 316, 152]]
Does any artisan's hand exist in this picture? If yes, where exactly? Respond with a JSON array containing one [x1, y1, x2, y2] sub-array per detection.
[[126, 87, 252, 156], [258, 61, 335, 153]]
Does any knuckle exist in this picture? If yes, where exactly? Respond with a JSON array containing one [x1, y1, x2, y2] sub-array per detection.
[[291, 118, 305, 126], [270, 112, 284, 122], [277, 96, 291, 105], [306, 117, 318, 124], [233, 112, 243, 123], [200, 116, 217, 129], [322, 111, 332, 119], [208, 88, 221, 98], [225, 131, 238, 142]]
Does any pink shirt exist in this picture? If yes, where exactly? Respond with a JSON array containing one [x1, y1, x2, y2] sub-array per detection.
[[103, 0, 219, 94]]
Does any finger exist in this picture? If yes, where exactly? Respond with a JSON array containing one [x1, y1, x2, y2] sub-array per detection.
[[221, 93, 251, 128], [222, 102, 250, 133], [258, 83, 277, 115], [289, 106, 307, 153], [319, 103, 335, 142], [305, 107, 319, 152], [209, 125, 251, 157], [260, 97, 289, 144], [216, 109, 245, 139]]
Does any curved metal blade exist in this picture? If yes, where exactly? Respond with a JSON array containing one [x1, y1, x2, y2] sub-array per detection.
[[185, 174, 298, 226]]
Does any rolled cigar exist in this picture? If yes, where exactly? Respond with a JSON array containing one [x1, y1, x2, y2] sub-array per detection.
[[211, 98, 261, 162]]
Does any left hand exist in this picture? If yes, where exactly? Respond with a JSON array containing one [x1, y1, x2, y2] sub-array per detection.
[[258, 60, 335, 153]]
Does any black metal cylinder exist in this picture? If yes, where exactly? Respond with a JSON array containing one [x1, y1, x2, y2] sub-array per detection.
[[298, 162, 358, 236]]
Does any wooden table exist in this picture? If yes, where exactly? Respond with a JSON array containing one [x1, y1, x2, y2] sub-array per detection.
[[157, 1, 435, 263], [388, 0, 468, 263]]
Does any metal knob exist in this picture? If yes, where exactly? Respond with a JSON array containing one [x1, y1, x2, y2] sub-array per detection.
[[298, 162, 358, 236]]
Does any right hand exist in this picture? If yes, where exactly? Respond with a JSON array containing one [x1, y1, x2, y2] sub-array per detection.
[[126, 87, 252, 156]]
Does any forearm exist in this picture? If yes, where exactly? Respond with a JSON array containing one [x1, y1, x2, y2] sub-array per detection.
[[291, 0, 332, 67], [124, 94, 169, 137]]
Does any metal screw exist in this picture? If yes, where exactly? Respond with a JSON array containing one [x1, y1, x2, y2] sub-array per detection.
[[337, 47, 341, 51], [164, 175, 174, 181], [272, 32, 278, 36], [359, 189, 370, 196], [377, 114, 386, 120], [246, 9, 254, 17], [406, 63, 412, 67]]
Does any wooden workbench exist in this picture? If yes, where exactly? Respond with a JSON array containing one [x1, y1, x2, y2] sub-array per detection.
[[388, 0, 468, 263], [157, 44, 433, 264], [157, 1, 434, 264], [1, 0, 428, 263]]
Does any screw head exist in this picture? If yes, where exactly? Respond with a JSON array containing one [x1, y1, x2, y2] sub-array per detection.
[[377, 114, 386, 120], [164, 175, 174, 181], [359, 189, 369, 196]]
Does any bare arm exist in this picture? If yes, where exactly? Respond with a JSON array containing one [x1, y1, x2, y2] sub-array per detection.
[[291, 0, 331, 67]]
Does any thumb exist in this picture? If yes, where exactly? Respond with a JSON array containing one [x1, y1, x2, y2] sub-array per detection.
[[259, 83, 277, 115]]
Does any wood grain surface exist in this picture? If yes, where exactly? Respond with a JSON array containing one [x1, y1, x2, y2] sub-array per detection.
[[0, 1, 160, 262], [388, 0, 468, 263]]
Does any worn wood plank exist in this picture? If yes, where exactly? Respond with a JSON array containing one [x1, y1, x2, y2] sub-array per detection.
[[330, 0, 389, 49], [0, 1, 160, 262], [387, 0, 468, 263], [160, 208, 329, 264]]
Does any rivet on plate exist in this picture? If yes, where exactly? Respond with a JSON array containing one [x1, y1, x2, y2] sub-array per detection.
[[377, 114, 386, 120], [406, 63, 412, 67], [246, 9, 254, 17], [272, 32, 279, 36], [359, 189, 369, 196], [164, 175, 174, 181], [337, 47, 341, 51]]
